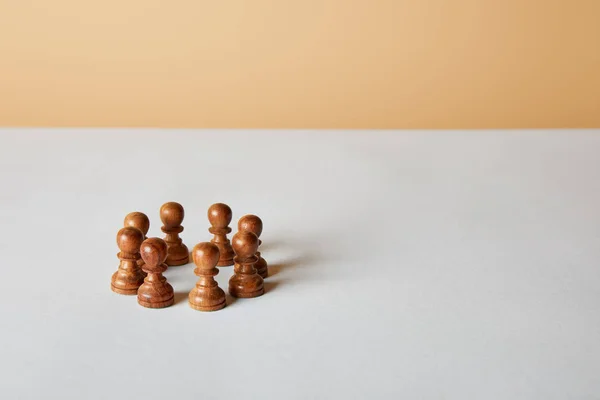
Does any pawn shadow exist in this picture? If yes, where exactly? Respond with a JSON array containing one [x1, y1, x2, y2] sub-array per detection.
[[259, 254, 315, 294], [263, 280, 279, 293], [226, 293, 238, 308], [257, 239, 285, 252], [266, 255, 312, 277], [173, 291, 188, 305], [267, 264, 283, 277]]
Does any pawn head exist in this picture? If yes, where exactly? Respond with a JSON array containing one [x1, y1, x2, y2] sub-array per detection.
[[140, 237, 168, 267], [124, 212, 150, 236], [208, 203, 232, 228], [160, 202, 185, 229], [238, 214, 263, 238], [232, 230, 259, 258], [116, 226, 144, 254], [192, 242, 220, 269]]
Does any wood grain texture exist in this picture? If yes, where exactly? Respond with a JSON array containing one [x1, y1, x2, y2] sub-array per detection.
[[238, 214, 268, 278], [137, 237, 174, 309], [124, 211, 150, 270], [124, 212, 149, 240], [208, 203, 235, 267], [111, 226, 145, 295], [229, 231, 264, 299], [160, 202, 189, 266], [189, 242, 226, 312]]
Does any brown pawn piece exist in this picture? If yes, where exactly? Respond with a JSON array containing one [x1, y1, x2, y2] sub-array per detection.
[[238, 215, 268, 278], [208, 203, 235, 266], [124, 212, 150, 240], [124, 211, 150, 271], [160, 202, 189, 266], [137, 238, 174, 308], [188, 242, 226, 311], [229, 231, 264, 298], [111, 227, 146, 295]]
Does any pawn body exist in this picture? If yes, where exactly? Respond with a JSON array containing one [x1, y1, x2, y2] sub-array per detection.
[[124, 212, 150, 239], [160, 202, 189, 266], [208, 203, 235, 266], [138, 238, 174, 308], [229, 231, 264, 298], [189, 242, 226, 311], [124, 211, 150, 271], [253, 255, 268, 279], [238, 214, 268, 278], [111, 227, 146, 295]]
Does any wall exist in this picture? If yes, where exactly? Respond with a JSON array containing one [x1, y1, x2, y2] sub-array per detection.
[[1, 1, 599, 128]]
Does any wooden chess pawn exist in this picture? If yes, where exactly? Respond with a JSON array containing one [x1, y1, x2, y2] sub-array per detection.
[[111, 226, 146, 295], [124, 211, 150, 271], [137, 238, 174, 308], [238, 214, 268, 278], [124, 212, 150, 240], [160, 202, 189, 266], [188, 242, 226, 312], [208, 203, 235, 266], [229, 231, 264, 298]]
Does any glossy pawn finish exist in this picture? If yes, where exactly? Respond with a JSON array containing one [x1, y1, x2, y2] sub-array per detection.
[[160, 202, 189, 266], [208, 203, 235, 266], [111, 226, 146, 295], [124, 211, 150, 270], [238, 214, 268, 278], [137, 238, 174, 308], [124, 212, 150, 240], [229, 231, 264, 298], [188, 242, 226, 312]]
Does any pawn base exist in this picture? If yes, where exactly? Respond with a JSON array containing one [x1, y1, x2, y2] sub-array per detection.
[[138, 296, 174, 309], [166, 243, 190, 266], [137, 279, 174, 308], [166, 255, 189, 266], [111, 270, 144, 295], [255, 265, 268, 279], [110, 284, 138, 295], [189, 299, 226, 312], [229, 287, 264, 299]]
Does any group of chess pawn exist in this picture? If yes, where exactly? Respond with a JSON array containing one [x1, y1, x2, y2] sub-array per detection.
[[110, 202, 268, 311]]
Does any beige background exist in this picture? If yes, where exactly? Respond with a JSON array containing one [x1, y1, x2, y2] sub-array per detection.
[[0, 1, 599, 129]]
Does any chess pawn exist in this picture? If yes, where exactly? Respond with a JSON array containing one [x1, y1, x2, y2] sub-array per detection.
[[238, 214, 268, 278], [188, 242, 226, 311], [160, 202, 189, 266], [208, 203, 235, 266], [137, 238, 174, 308], [124, 211, 150, 271], [229, 231, 264, 298], [111, 226, 146, 295], [124, 212, 150, 240]]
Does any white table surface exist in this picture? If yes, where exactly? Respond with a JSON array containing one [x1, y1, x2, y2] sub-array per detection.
[[0, 128, 599, 399]]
